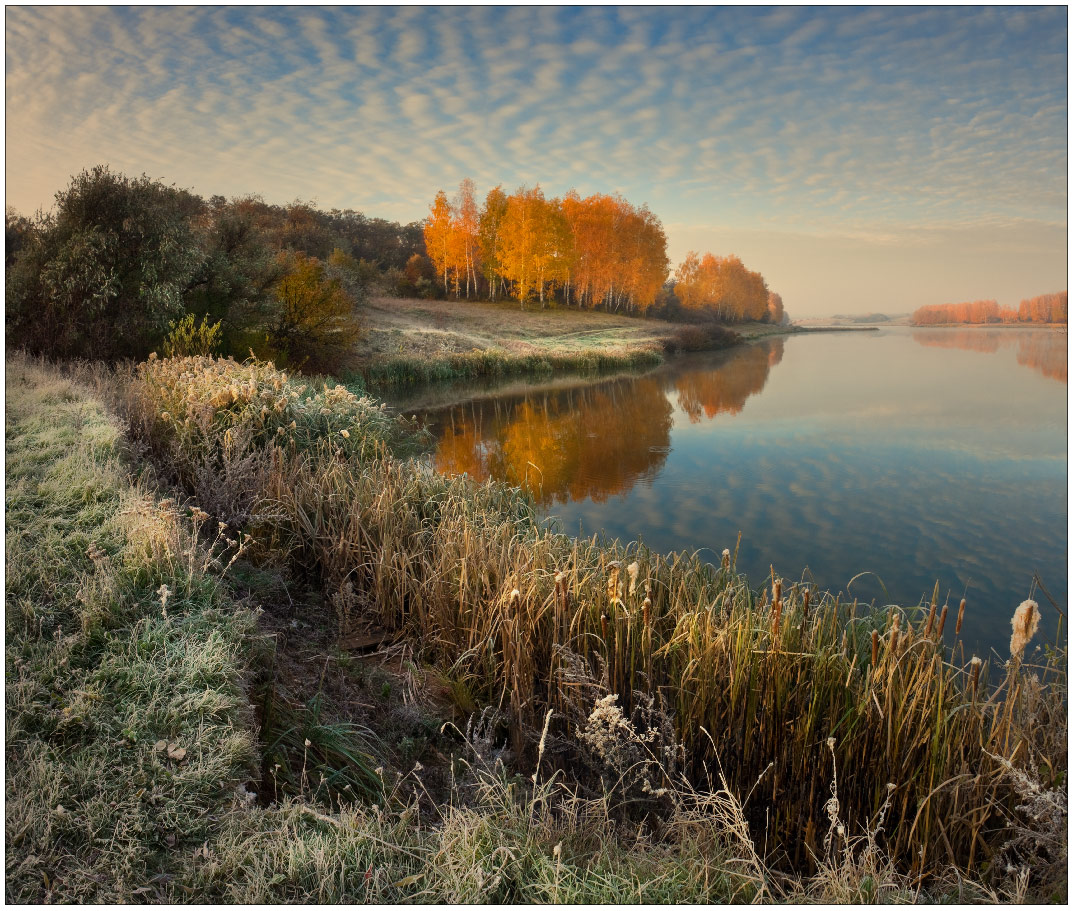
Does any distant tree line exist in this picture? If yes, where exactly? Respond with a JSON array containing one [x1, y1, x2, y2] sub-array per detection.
[[421, 179, 788, 324], [911, 292, 1067, 326]]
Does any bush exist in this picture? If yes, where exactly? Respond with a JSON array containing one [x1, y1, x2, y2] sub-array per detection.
[[662, 324, 740, 354], [258, 252, 362, 375], [5, 165, 204, 360], [162, 313, 223, 358]]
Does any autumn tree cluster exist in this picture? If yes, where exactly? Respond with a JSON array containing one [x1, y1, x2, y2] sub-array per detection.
[[672, 251, 772, 322], [911, 292, 1067, 326], [422, 179, 786, 323], [424, 180, 671, 312]]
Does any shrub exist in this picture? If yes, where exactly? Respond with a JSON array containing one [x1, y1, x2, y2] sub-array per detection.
[[162, 313, 223, 358], [662, 324, 740, 354], [259, 252, 362, 375]]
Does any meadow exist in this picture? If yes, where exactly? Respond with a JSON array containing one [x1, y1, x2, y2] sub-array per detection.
[[6, 349, 1065, 902]]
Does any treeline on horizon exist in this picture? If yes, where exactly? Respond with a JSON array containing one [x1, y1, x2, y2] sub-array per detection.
[[5, 165, 786, 374], [910, 293, 1067, 326], [423, 179, 786, 323]]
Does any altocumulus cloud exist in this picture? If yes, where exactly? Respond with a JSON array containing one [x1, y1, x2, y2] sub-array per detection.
[[5, 6, 1066, 313]]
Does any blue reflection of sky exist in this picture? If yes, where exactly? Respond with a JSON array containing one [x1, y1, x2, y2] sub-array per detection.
[[545, 329, 1067, 660]]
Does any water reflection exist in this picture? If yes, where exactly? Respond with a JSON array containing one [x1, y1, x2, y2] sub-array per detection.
[[436, 376, 673, 505], [674, 338, 784, 421], [405, 329, 1066, 659], [911, 329, 1066, 383], [430, 339, 784, 504]]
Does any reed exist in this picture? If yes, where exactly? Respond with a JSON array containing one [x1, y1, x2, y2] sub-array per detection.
[[121, 355, 1068, 883]]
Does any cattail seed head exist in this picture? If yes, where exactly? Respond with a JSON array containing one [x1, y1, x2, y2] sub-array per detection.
[[627, 561, 639, 596], [937, 603, 949, 637], [802, 587, 811, 620], [925, 601, 936, 638], [956, 598, 966, 635], [871, 629, 879, 665], [601, 613, 609, 640], [1009, 599, 1040, 659], [970, 655, 982, 691], [642, 596, 651, 627], [721, 548, 731, 570]]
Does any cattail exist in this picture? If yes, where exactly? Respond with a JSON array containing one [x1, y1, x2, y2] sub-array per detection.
[[771, 595, 783, 640], [772, 577, 782, 604], [955, 598, 966, 635], [890, 613, 900, 656], [606, 563, 621, 602], [924, 601, 936, 638], [642, 596, 651, 627], [1009, 599, 1040, 659], [970, 656, 982, 692], [936, 603, 949, 637], [601, 613, 609, 640], [802, 587, 811, 621], [871, 629, 879, 666], [627, 561, 639, 596], [721, 548, 731, 570]]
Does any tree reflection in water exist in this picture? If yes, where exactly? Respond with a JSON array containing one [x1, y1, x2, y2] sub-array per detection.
[[432, 338, 785, 504], [912, 329, 1066, 383]]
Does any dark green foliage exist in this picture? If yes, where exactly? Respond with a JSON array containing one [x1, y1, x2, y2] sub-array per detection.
[[6, 166, 204, 360], [182, 199, 285, 357]]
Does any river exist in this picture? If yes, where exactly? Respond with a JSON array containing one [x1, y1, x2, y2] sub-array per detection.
[[385, 326, 1067, 660]]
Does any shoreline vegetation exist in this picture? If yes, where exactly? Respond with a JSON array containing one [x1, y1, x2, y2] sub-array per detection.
[[6, 350, 1066, 903]]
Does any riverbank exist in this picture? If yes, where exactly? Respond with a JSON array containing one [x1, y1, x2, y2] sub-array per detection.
[[7, 352, 1065, 902], [348, 295, 799, 387]]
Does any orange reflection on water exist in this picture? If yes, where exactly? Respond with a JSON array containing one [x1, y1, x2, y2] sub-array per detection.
[[673, 338, 784, 421], [432, 339, 785, 504], [911, 329, 1066, 383]]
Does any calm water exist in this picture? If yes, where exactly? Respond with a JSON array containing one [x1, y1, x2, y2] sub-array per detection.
[[391, 327, 1067, 659]]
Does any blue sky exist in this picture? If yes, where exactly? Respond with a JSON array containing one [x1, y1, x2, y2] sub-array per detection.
[[5, 6, 1067, 316]]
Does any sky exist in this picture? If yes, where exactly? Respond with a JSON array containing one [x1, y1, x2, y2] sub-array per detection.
[[5, 5, 1068, 317]]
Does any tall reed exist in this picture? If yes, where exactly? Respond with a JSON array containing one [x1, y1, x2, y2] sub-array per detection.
[[123, 355, 1067, 879]]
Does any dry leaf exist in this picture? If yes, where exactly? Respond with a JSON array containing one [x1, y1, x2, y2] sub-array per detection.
[[166, 743, 187, 761], [153, 740, 167, 752]]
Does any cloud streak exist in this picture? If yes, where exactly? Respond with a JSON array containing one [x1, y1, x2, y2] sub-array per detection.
[[5, 6, 1067, 315]]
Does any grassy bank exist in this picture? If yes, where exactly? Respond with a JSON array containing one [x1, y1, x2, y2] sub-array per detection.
[[351, 295, 752, 387], [7, 353, 1066, 902]]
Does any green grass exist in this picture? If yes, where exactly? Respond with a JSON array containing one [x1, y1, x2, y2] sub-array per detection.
[[5, 355, 260, 902]]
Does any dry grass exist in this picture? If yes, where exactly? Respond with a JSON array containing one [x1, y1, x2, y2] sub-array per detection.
[[349, 295, 773, 386], [117, 354, 1067, 895]]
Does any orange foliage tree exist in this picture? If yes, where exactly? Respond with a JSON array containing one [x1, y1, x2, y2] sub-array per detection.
[[673, 252, 768, 322], [423, 180, 669, 312], [1018, 291, 1067, 324], [423, 190, 455, 295]]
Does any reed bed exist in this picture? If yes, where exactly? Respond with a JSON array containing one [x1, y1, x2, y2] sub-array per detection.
[[122, 355, 1067, 886]]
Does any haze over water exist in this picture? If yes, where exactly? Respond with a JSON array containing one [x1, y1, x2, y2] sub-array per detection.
[[401, 328, 1067, 661]]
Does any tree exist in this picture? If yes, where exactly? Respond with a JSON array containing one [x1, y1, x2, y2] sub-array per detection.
[[478, 186, 509, 300], [423, 190, 455, 295], [6, 165, 204, 359], [673, 251, 768, 322], [454, 178, 481, 298], [183, 197, 285, 357], [261, 252, 361, 374], [767, 291, 785, 325]]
